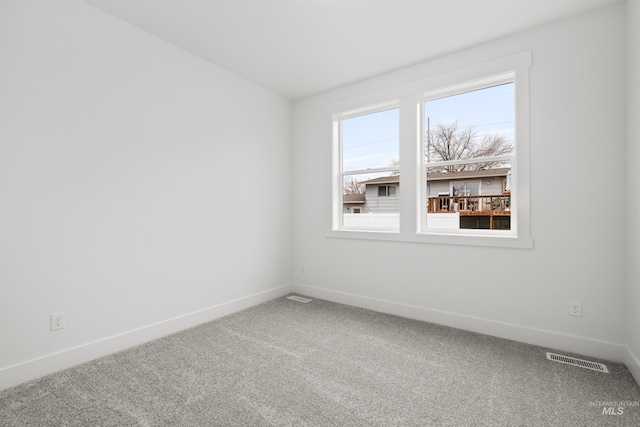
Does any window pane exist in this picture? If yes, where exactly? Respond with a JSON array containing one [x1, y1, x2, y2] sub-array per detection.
[[342, 108, 399, 172], [424, 83, 514, 164], [342, 171, 399, 230], [426, 162, 511, 231], [452, 181, 480, 197]]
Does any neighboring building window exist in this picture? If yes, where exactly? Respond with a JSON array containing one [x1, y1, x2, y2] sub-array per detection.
[[452, 181, 479, 197], [352, 207, 361, 214], [334, 104, 399, 231], [378, 185, 397, 197]]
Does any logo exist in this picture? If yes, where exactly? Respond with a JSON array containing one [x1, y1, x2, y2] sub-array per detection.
[[602, 407, 624, 415], [589, 401, 638, 416]]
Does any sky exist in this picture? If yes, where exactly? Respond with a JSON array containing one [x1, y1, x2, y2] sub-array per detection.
[[341, 83, 514, 177], [341, 108, 399, 172], [424, 82, 514, 143]]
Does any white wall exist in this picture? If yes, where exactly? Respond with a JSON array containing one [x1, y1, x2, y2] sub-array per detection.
[[626, 0, 640, 384], [292, 5, 627, 361], [1, 0, 635, 392], [0, 0, 292, 389]]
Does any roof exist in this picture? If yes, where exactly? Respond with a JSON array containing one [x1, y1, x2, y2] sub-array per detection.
[[359, 175, 400, 185], [342, 193, 366, 203], [427, 167, 510, 181], [359, 168, 510, 185]]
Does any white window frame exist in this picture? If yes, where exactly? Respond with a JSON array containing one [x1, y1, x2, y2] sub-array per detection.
[[331, 101, 400, 233], [327, 51, 532, 248], [420, 73, 516, 237]]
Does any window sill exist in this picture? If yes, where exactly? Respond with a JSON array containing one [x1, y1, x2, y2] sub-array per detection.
[[327, 229, 533, 249]]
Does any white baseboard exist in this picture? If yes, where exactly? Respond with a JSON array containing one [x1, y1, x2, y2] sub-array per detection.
[[0, 284, 293, 391], [5, 283, 634, 391], [623, 346, 640, 386], [292, 283, 625, 363]]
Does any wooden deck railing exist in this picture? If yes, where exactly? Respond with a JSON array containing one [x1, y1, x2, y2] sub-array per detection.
[[427, 194, 511, 215]]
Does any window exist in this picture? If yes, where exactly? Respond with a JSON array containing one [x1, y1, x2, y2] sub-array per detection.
[[334, 105, 399, 231], [378, 185, 397, 197], [452, 182, 480, 197], [329, 51, 531, 248], [422, 76, 515, 234]]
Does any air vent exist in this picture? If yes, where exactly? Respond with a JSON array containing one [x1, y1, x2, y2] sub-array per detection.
[[546, 352, 608, 373], [286, 295, 312, 303]]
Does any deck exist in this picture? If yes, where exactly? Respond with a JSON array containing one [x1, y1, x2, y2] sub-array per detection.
[[428, 195, 511, 216]]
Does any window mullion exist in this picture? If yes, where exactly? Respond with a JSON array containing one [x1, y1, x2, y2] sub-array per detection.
[[342, 166, 398, 176], [398, 95, 417, 236]]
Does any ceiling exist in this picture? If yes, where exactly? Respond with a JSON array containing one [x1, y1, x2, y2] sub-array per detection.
[[84, 0, 623, 100]]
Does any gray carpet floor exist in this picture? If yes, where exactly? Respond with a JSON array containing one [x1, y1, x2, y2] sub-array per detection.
[[1, 295, 639, 426]]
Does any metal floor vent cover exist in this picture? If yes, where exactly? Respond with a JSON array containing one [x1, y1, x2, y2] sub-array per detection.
[[286, 295, 312, 303], [546, 352, 609, 373]]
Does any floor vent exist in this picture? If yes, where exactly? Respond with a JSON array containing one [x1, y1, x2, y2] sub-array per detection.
[[546, 352, 609, 373], [286, 295, 312, 303]]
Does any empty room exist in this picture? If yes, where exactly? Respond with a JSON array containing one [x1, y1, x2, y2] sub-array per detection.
[[1, 0, 640, 425]]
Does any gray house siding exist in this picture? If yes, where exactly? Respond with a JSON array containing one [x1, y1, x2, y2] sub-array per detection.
[[362, 184, 400, 213], [479, 180, 504, 195], [427, 181, 450, 196], [347, 170, 508, 214], [428, 178, 504, 196]]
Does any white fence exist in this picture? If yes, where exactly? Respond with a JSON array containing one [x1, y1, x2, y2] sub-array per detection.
[[426, 213, 459, 229], [343, 213, 399, 228], [343, 213, 459, 229]]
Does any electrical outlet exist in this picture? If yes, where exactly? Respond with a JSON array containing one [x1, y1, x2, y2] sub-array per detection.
[[51, 312, 65, 331], [569, 301, 582, 317]]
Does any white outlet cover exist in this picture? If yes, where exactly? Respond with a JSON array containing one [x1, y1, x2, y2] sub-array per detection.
[[569, 301, 582, 317], [51, 312, 65, 330]]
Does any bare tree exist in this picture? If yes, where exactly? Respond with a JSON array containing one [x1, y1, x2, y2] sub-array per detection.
[[390, 159, 400, 175], [343, 175, 365, 195], [426, 121, 513, 172]]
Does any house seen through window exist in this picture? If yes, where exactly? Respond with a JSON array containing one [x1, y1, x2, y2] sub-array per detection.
[[331, 52, 531, 246], [340, 106, 399, 230], [423, 80, 514, 232]]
